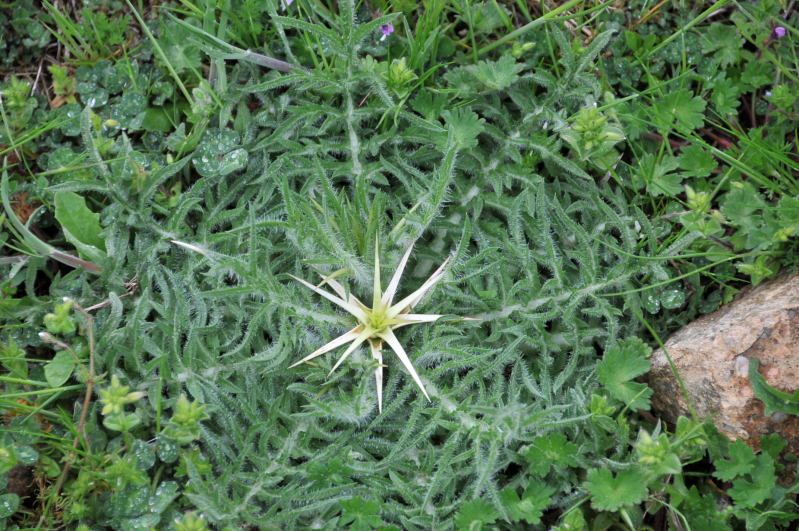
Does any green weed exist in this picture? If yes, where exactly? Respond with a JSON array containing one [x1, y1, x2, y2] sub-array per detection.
[[1, 0, 798, 529]]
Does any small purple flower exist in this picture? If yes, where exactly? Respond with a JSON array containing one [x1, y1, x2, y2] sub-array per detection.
[[280, 0, 294, 9], [380, 23, 394, 41], [772, 25, 786, 39]]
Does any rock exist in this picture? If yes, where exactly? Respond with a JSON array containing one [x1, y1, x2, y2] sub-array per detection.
[[648, 272, 799, 455]]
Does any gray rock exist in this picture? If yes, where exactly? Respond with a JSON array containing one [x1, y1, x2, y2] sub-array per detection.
[[649, 272, 799, 455]]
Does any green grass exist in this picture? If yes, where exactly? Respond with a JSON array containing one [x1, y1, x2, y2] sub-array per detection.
[[1, 1, 798, 529]]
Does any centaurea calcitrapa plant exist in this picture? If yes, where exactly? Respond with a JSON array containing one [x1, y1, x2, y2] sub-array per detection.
[[141, 5, 692, 525], [3, 0, 799, 529], [290, 238, 461, 412]]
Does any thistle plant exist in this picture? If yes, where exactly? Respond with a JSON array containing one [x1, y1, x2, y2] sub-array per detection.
[[290, 239, 455, 412]]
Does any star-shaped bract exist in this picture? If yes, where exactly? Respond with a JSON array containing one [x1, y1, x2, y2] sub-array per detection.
[[290, 240, 450, 412]]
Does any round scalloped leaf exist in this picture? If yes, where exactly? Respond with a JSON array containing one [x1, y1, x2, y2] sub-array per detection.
[[77, 81, 109, 108], [131, 439, 155, 471], [192, 129, 248, 177], [156, 435, 180, 464], [59, 104, 83, 136], [584, 468, 648, 512], [0, 493, 20, 518]]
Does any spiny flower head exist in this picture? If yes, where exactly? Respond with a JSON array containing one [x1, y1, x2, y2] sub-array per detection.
[[290, 238, 454, 412]]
